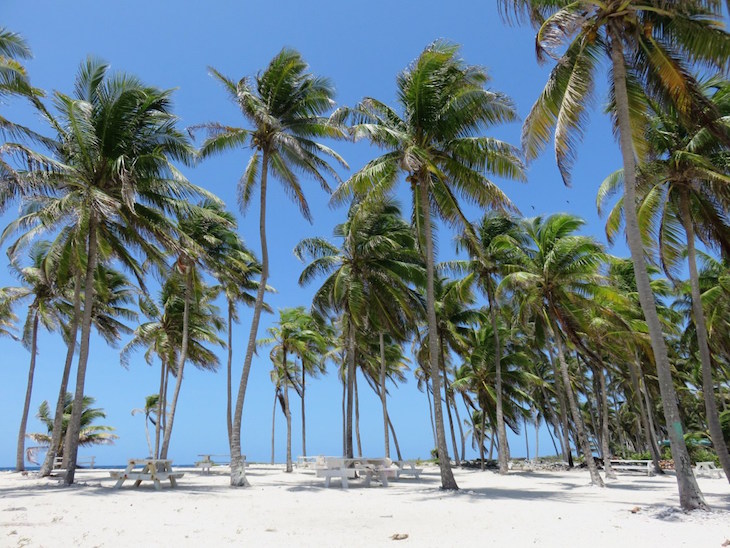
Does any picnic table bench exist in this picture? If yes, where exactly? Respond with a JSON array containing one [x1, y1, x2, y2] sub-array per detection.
[[395, 460, 423, 479], [110, 459, 183, 490], [195, 454, 234, 474], [694, 461, 722, 478], [354, 459, 398, 487], [609, 459, 654, 476], [314, 457, 356, 488]]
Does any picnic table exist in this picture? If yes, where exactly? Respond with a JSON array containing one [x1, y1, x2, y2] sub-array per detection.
[[694, 461, 722, 478], [313, 457, 399, 488], [195, 454, 233, 474], [352, 458, 398, 487], [608, 459, 654, 476], [110, 459, 183, 490]]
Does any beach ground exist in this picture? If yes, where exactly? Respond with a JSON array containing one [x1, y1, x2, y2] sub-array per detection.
[[1, 463, 728, 547]]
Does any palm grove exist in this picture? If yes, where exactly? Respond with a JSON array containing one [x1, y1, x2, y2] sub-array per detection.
[[2, 1, 730, 512]]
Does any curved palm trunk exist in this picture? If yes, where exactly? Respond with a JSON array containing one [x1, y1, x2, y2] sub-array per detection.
[[452, 393, 466, 465], [227, 300, 233, 446], [679, 193, 730, 482], [231, 152, 271, 487], [426, 382, 437, 446], [155, 356, 168, 459], [64, 215, 99, 485], [419, 178, 458, 489], [345, 320, 356, 458], [160, 269, 193, 460], [387, 415, 403, 461], [609, 30, 707, 510], [552, 325, 604, 486], [488, 289, 509, 474], [379, 332, 390, 458], [597, 367, 616, 479], [629, 358, 663, 474], [547, 344, 573, 465], [40, 272, 82, 477], [301, 361, 306, 458], [16, 313, 39, 472]]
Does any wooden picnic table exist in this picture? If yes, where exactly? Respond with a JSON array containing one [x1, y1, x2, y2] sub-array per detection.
[[110, 459, 183, 490]]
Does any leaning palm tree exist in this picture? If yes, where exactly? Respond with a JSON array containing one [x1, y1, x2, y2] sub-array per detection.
[[8, 242, 64, 471], [198, 49, 346, 486], [500, 214, 607, 486], [131, 394, 160, 458], [497, 0, 730, 510], [295, 198, 424, 459], [2, 58, 212, 484], [331, 41, 524, 489], [598, 80, 730, 481]]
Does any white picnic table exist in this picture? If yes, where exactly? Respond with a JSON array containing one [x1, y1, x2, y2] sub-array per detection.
[[694, 461, 722, 478], [313, 456, 399, 488], [609, 459, 654, 476], [110, 459, 183, 490], [195, 454, 233, 474]]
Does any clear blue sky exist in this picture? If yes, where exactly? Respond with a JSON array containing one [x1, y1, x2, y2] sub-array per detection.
[[1, 0, 627, 466]]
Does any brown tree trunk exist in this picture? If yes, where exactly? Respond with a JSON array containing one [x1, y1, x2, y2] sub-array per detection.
[[598, 367, 616, 479], [552, 324, 604, 486], [64, 214, 99, 485], [231, 151, 272, 487], [16, 313, 39, 472], [354, 371, 362, 457], [301, 359, 306, 457], [40, 271, 82, 477], [283, 349, 292, 473], [345, 320, 356, 458], [227, 300, 233, 447], [160, 267, 192, 459], [547, 344, 573, 465], [488, 289, 509, 474], [379, 332, 390, 458], [630, 357, 663, 474], [480, 409, 487, 471], [609, 29, 706, 509], [440, 339, 459, 465], [419, 176, 458, 489], [679, 192, 730, 482]]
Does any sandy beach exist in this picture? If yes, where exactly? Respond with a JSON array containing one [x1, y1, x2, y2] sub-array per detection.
[[1, 464, 728, 547]]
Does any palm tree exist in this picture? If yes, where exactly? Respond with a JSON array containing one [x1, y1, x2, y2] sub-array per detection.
[[500, 214, 607, 486], [598, 80, 730, 481], [26, 394, 117, 464], [453, 212, 525, 473], [498, 0, 730, 510], [198, 49, 346, 486], [295, 198, 424, 458], [2, 58, 211, 484], [131, 395, 160, 458], [7, 242, 64, 471], [332, 41, 524, 488]]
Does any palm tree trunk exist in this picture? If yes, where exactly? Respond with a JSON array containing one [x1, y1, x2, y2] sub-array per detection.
[[679, 192, 730, 482], [480, 410, 487, 471], [547, 344, 573, 465], [16, 313, 39, 472], [597, 367, 616, 479], [301, 360, 306, 458], [160, 268, 192, 459], [426, 381, 437, 446], [231, 151, 271, 487], [453, 393, 466, 465], [488, 426, 495, 461], [609, 29, 706, 510], [629, 358, 663, 474], [387, 415, 402, 461], [64, 214, 99, 485], [379, 332, 390, 458], [346, 320, 356, 458], [534, 412, 540, 461], [439, 339, 458, 465], [227, 300, 233, 447], [487, 289, 509, 474], [283, 366, 292, 472], [341, 374, 346, 456], [524, 416, 530, 461], [354, 372, 362, 457], [552, 324, 604, 486], [419, 177, 458, 489], [40, 271, 82, 477]]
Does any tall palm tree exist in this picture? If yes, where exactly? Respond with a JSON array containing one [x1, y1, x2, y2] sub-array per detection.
[[2, 58, 211, 484], [500, 214, 607, 486], [198, 49, 346, 486], [453, 212, 526, 473], [295, 198, 424, 458], [332, 41, 524, 488], [7, 242, 64, 471], [498, 0, 730, 510], [131, 394, 160, 458], [598, 80, 730, 481]]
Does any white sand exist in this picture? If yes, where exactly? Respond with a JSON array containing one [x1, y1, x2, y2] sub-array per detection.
[[1, 464, 728, 547]]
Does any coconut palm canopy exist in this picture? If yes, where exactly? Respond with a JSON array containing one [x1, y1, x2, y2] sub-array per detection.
[[1, 3, 730, 506]]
